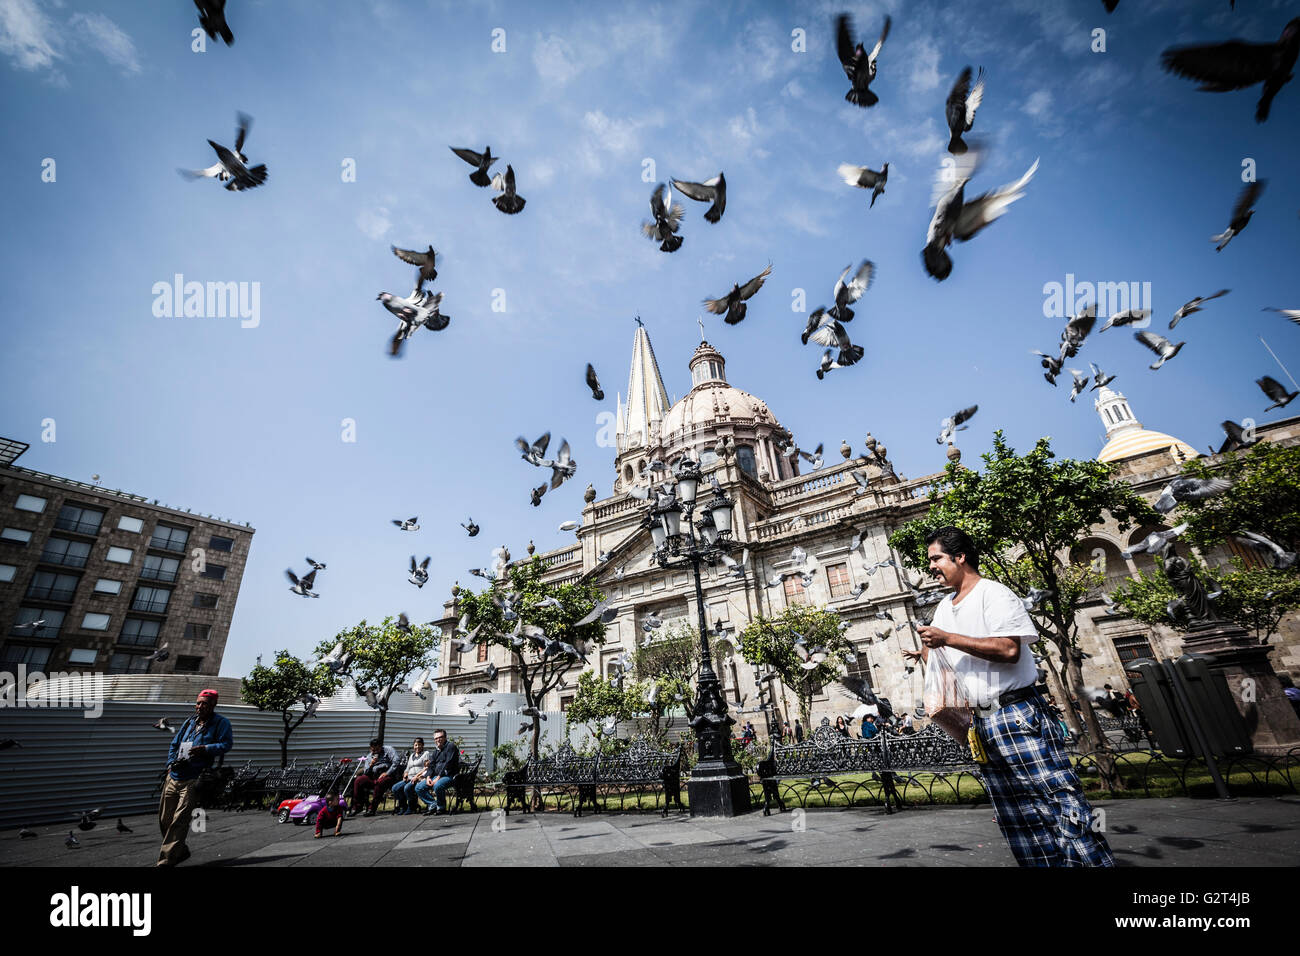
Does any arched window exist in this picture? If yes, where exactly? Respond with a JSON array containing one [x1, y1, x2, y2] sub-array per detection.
[[737, 445, 756, 476]]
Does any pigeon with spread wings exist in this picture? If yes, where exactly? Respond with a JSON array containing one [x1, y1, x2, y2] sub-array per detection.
[[703, 265, 772, 325], [671, 173, 726, 223]]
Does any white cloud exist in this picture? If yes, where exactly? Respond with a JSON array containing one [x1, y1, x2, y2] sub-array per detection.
[[0, 0, 59, 71], [69, 12, 139, 75], [909, 36, 941, 93], [533, 33, 580, 86], [356, 206, 392, 241], [583, 110, 641, 155], [1022, 89, 1053, 119]]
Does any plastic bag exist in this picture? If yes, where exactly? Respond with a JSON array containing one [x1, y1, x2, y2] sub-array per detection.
[[922, 646, 974, 742]]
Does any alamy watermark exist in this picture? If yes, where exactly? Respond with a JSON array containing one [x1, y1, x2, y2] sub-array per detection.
[[0, 667, 104, 718], [1042, 273, 1152, 324], [151, 274, 260, 328]]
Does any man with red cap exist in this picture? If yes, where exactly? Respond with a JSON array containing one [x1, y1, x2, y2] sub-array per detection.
[[157, 688, 233, 866]]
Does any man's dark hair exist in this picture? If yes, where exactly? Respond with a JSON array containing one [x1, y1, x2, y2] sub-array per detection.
[[433, 728, 447, 738], [924, 526, 980, 571], [369, 737, 382, 748], [414, 737, 424, 746]]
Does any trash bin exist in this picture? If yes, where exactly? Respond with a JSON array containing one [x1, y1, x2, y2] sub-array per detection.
[[1173, 653, 1252, 758], [1124, 658, 1194, 758]]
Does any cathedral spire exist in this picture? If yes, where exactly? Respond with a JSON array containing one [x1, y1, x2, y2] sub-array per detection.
[[617, 323, 670, 452]]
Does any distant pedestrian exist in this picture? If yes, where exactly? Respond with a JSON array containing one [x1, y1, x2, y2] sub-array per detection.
[[794, 720, 804, 743], [860, 714, 880, 740], [157, 689, 232, 867], [835, 716, 851, 738]]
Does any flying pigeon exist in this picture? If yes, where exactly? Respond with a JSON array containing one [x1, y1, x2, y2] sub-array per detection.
[[408, 556, 431, 588], [850, 469, 871, 495], [1258, 375, 1299, 411], [837, 164, 888, 208], [449, 145, 497, 186], [76, 809, 100, 831], [461, 518, 479, 537], [305, 556, 327, 571], [831, 260, 875, 321], [558, 520, 580, 532], [670, 173, 726, 223], [1033, 349, 1064, 386], [516, 433, 551, 467], [194, 0, 234, 46], [395, 612, 414, 634], [1217, 420, 1258, 454], [1068, 369, 1091, 403], [1154, 477, 1233, 514], [1123, 523, 1190, 559], [1211, 180, 1265, 251], [490, 164, 526, 214], [1262, 306, 1300, 326], [179, 112, 267, 191], [1098, 308, 1151, 333], [486, 662, 498, 680], [575, 600, 618, 627], [391, 245, 438, 292], [1135, 331, 1184, 370], [392, 516, 420, 531], [548, 440, 577, 489], [1021, 587, 1056, 612], [1089, 363, 1115, 389], [585, 364, 604, 400], [378, 289, 450, 357], [1160, 17, 1300, 122], [808, 314, 864, 377], [286, 568, 320, 598], [12, 619, 45, 632], [148, 644, 170, 663], [923, 150, 1038, 281], [945, 66, 985, 154], [1235, 531, 1296, 570], [937, 405, 978, 444], [642, 183, 684, 252], [152, 718, 173, 732], [1062, 303, 1097, 354], [836, 13, 891, 107], [1170, 289, 1230, 329], [703, 264, 773, 325]]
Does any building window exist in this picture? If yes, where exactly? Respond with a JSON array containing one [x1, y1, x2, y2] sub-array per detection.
[[477, 643, 488, 663], [26, 571, 79, 602], [41, 537, 92, 568], [67, 648, 97, 665], [131, 586, 171, 614], [93, 578, 122, 595], [1222, 536, 1267, 570], [737, 445, 757, 476], [560, 696, 574, 712], [184, 623, 211, 641], [108, 653, 151, 674], [0, 564, 15, 583], [81, 612, 111, 631], [119, 617, 161, 647], [700, 448, 718, 467], [140, 554, 181, 583], [14, 494, 47, 513], [827, 562, 852, 599], [2, 527, 34, 545], [192, 592, 219, 609], [174, 656, 203, 673], [783, 576, 808, 605], [1112, 635, 1155, 665], [105, 546, 134, 565], [149, 524, 190, 553], [12, 607, 65, 638], [117, 515, 144, 533], [201, 563, 227, 581], [208, 535, 234, 552], [1, 644, 52, 669], [55, 504, 105, 536]]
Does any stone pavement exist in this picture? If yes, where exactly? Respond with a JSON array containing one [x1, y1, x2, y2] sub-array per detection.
[[4, 796, 1297, 867]]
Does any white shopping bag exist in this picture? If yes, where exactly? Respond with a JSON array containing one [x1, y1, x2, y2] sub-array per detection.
[[922, 646, 974, 742]]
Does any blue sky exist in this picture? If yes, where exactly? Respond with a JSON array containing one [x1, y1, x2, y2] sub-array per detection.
[[2, 0, 1297, 677]]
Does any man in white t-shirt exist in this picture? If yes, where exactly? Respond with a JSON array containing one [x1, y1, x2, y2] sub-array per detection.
[[903, 526, 1114, 867]]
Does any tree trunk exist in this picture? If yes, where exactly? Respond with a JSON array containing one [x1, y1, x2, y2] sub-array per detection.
[[1061, 649, 1123, 791], [1040, 646, 1079, 735], [279, 736, 288, 769]]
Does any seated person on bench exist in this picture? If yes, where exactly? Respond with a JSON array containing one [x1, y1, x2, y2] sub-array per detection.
[[415, 729, 460, 815]]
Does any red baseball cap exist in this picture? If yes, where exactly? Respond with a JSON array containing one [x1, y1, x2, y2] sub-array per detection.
[[197, 689, 219, 702]]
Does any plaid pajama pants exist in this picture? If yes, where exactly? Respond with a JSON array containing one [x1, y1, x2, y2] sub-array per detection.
[[974, 695, 1115, 867]]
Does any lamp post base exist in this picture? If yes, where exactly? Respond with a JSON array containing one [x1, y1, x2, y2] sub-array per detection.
[[688, 760, 752, 817]]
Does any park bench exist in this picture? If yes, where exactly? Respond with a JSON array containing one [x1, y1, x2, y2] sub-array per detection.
[[503, 738, 684, 817], [756, 718, 983, 815]]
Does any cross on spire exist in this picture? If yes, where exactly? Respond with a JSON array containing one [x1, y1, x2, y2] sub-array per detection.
[[698, 316, 706, 341]]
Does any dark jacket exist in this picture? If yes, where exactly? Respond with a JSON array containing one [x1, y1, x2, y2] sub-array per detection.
[[428, 742, 460, 780], [166, 713, 234, 781]]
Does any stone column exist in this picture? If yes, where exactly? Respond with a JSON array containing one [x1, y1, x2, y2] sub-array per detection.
[[1181, 623, 1300, 755]]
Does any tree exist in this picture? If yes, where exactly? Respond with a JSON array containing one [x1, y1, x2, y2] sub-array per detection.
[[738, 605, 851, 730], [312, 615, 438, 745], [630, 622, 700, 731], [566, 670, 640, 746], [1113, 557, 1300, 646], [888, 431, 1156, 769], [454, 557, 610, 759], [241, 650, 341, 768], [1174, 441, 1300, 554]]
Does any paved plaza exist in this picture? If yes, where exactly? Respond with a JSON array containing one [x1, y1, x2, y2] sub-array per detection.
[[5, 795, 1297, 867]]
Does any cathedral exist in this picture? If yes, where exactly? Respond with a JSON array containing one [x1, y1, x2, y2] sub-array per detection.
[[432, 326, 1300, 730]]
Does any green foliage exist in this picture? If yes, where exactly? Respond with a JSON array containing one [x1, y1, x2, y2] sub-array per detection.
[[241, 649, 341, 767], [566, 670, 640, 739], [738, 605, 850, 729], [631, 622, 700, 719], [1174, 442, 1300, 553]]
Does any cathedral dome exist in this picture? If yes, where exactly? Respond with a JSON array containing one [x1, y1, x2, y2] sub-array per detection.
[[659, 342, 783, 442], [1095, 386, 1198, 463]]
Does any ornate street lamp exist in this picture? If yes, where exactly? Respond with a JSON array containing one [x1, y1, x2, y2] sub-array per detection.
[[639, 458, 751, 816]]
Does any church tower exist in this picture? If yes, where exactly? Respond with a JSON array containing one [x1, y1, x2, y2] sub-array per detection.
[[614, 323, 670, 490]]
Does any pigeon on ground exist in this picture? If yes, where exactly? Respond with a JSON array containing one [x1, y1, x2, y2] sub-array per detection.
[[516, 433, 551, 467], [836, 13, 891, 107], [945, 66, 985, 154], [449, 145, 497, 186], [1089, 363, 1115, 390], [1235, 531, 1296, 570], [75, 808, 101, 831], [670, 173, 726, 223], [830, 260, 875, 321], [1098, 307, 1150, 333], [19, 827, 36, 839], [408, 556, 431, 588], [1123, 523, 1190, 559], [1170, 290, 1230, 329], [1161, 18, 1300, 122], [461, 518, 479, 537], [179, 112, 267, 191], [491, 164, 526, 214], [937, 405, 978, 444], [1155, 477, 1233, 513], [392, 516, 420, 531], [1135, 331, 1184, 370], [548, 440, 577, 489], [286, 569, 320, 598], [194, 0, 234, 45], [1068, 369, 1090, 403], [65, 831, 79, 849], [1258, 375, 1299, 411], [642, 184, 685, 252], [1212, 181, 1265, 251], [585, 364, 604, 400], [1262, 307, 1300, 326], [923, 150, 1038, 281], [703, 265, 773, 325], [838, 163, 888, 208], [391, 245, 438, 292]]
